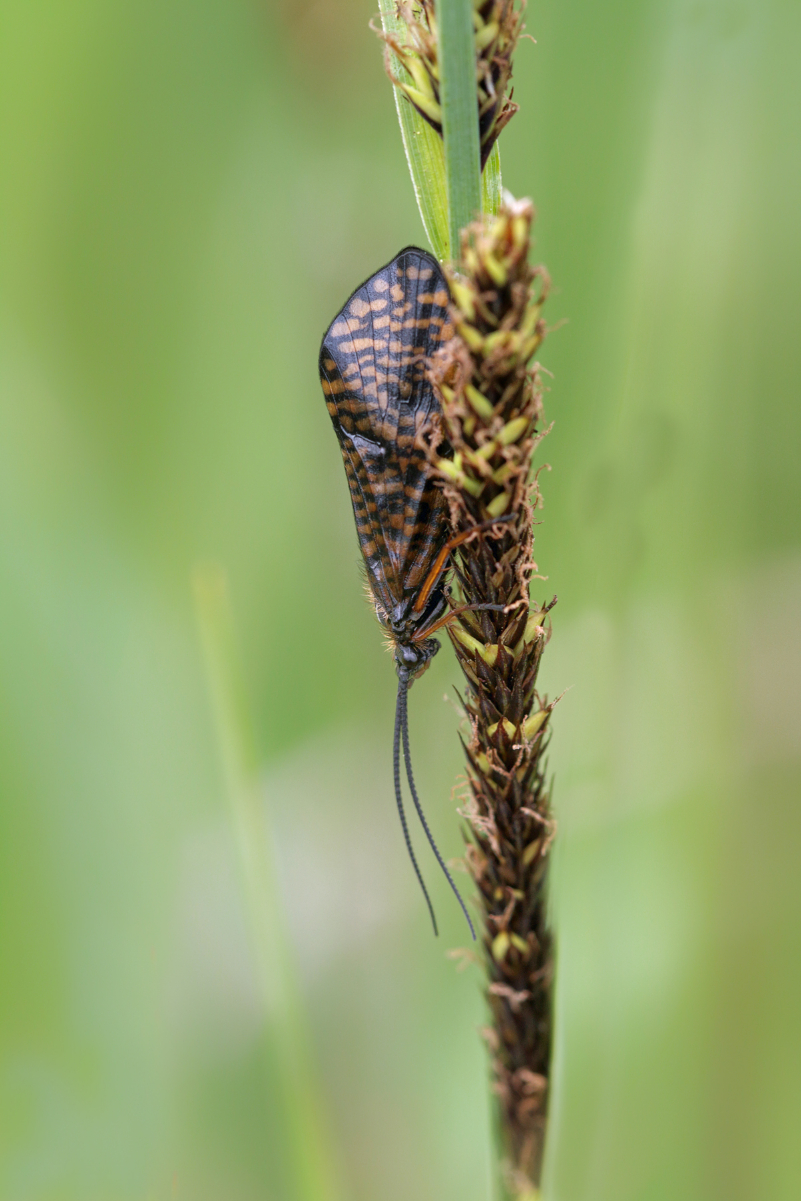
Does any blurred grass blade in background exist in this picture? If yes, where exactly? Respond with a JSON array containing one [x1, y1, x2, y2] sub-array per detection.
[[193, 564, 342, 1201]]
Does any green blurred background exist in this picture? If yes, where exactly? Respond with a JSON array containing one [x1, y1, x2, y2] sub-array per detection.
[[1, 1, 799, 1198]]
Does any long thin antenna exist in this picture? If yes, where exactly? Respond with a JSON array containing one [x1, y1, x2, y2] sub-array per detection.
[[394, 677, 439, 936], [398, 677, 477, 941]]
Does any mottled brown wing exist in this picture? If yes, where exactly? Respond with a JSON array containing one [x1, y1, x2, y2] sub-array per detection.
[[319, 247, 453, 619]]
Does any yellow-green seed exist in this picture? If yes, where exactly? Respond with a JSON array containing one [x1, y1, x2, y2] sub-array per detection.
[[510, 933, 529, 955], [436, 457, 464, 483], [513, 611, 547, 656], [400, 84, 442, 124], [406, 57, 436, 99], [522, 839, 541, 867], [437, 457, 484, 498], [491, 463, 514, 487], [450, 279, 476, 321], [522, 334, 543, 363], [487, 716, 517, 739], [462, 448, 494, 478], [474, 20, 499, 50], [492, 462, 515, 485], [465, 383, 495, 420], [475, 438, 499, 462], [486, 490, 510, 518], [458, 323, 485, 353], [523, 610, 546, 639], [483, 329, 513, 357], [450, 625, 483, 656], [451, 625, 500, 666], [483, 251, 507, 287], [464, 246, 479, 276], [521, 301, 543, 338], [492, 931, 510, 962], [499, 415, 529, 446], [511, 214, 528, 248], [523, 709, 549, 739]]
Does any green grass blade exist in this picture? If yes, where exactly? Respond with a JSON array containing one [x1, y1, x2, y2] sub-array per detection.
[[378, 0, 500, 259], [482, 141, 502, 216], [193, 564, 342, 1201], [378, 0, 450, 260], [438, 0, 482, 254]]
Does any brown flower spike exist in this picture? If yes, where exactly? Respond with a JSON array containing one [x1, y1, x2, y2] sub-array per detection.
[[425, 197, 555, 1192], [376, 0, 524, 169]]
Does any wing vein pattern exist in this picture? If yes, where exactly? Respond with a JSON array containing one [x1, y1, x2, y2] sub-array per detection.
[[319, 247, 454, 621]]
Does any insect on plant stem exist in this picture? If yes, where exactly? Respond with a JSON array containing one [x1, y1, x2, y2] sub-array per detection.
[[369, 4, 555, 1194], [319, 247, 503, 939]]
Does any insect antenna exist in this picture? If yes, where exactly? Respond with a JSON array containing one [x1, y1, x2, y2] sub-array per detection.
[[394, 678, 439, 936], [398, 676, 477, 941]]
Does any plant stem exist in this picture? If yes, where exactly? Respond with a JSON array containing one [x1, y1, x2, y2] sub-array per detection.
[[426, 200, 554, 1195], [438, 0, 482, 253]]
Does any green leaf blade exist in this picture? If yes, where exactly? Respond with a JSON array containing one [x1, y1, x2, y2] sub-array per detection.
[[378, 0, 450, 260], [438, 0, 482, 254]]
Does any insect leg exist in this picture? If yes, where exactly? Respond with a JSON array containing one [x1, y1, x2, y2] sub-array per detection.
[[412, 601, 507, 641], [412, 513, 516, 616], [398, 679, 477, 941], [394, 676, 439, 936]]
